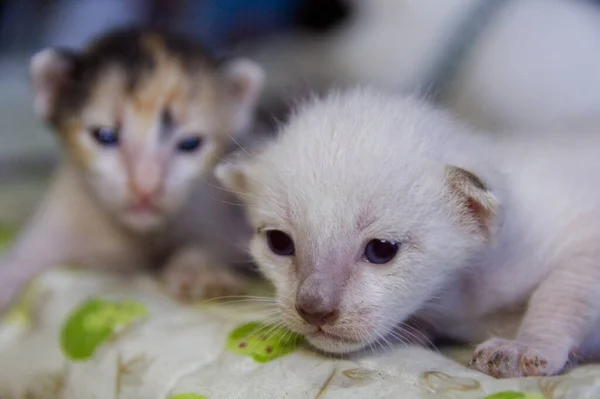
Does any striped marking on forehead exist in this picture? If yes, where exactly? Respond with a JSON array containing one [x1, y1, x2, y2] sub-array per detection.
[[48, 28, 220, 130], [71, 31, 222, 148], [159, 109, 176, 141], [123, 54, 219, 143], [140, 33, 166, 58], [125, 46, 190, 142]]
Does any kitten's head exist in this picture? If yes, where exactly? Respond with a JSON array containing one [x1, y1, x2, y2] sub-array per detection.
[[216, 89, 501, 353], [30, 28, 264, 232]]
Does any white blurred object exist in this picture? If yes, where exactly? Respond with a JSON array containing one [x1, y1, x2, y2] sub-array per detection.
[[241, 0, 600, 132]]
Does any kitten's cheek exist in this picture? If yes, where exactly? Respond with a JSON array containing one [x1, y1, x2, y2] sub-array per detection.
[[89, 157, 130, 206], [160, 178, 190, 213], [88, 174, 128, 209], [162, 192, 186, 215], [248, 241, 280, 281], [201, 142, 219, 168]]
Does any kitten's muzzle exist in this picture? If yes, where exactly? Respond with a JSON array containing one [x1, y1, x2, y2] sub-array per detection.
[[295, 302, 340, 327], [295, 273, 342, 327]]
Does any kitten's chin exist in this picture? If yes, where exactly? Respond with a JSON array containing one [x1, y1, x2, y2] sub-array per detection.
[[120, 210, 166, 232], [304, 330, 372, 355]]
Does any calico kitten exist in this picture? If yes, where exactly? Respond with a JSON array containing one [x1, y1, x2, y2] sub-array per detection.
[[0, 27, 265, 312]]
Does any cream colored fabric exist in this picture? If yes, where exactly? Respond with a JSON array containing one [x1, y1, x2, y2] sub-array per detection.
[[0, 269, 599, 399]]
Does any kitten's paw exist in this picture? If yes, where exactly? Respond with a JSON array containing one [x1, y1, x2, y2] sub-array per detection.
[[470, 337, 567, 378], [161, 249, 246, 302], [162, 264, 246, 302]]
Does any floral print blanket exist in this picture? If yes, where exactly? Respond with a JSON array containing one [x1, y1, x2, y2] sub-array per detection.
[[0, 268, 599, 399]]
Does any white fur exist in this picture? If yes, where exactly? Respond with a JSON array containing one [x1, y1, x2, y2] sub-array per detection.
[[222, 58, 266, 133], [241, 0, 600, 131], [218, 88, 600, 376], [30, 49, 72, 119]]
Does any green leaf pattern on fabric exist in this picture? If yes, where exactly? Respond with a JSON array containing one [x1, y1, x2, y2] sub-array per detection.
[[226, 322, 305, 363], [0, 224, 13, 253], [2, 282, 41, 327], [0, 218, 568, 399], [61, 298, 148, 361], [0, 225, 36, 327], [483, 392, 546, 399]]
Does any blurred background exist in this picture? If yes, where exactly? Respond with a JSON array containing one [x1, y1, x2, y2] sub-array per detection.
[[0, 0, 346, 168], [0, 0, 350, 225], [1, 0, 600, 226]]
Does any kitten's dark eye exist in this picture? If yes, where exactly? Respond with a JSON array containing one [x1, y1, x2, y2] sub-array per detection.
[[90, 127, 119, 147], [176, 136, 204, 153], [364, 239, 400, 264], [266, 230, 295, 256]]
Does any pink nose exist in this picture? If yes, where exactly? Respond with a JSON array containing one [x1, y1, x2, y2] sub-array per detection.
[[130, 157, 162, 202], [130, 180, 160, 205], [131, 180, 158, 198], [131, 190, 156, 206], [295, 303, 340, 328]]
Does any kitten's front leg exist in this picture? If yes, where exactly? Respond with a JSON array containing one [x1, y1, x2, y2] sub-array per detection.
[[0, 223, 70, 314], [0, 259, 37, 314], [0, 165, 139, 314], [160, 246, 247, 302], [470, 240, 600, 378]]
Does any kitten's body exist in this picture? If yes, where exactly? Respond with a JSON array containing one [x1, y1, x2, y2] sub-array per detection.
[[429, 133, 600, 340], [0, 28, 265, 312], [241, 0, 600, 131], [217, 88, 600, 378]]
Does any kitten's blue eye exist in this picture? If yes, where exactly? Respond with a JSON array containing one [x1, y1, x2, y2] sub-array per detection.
[[176, 136, 204, 153], [90, 127, 119, 147], [364, 239, 400, 264]]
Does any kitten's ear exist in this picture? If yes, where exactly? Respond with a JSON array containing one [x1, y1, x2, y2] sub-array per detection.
[[220, 58, 265, 134], [30, 49, 76, 120], [214, 150, 251, 197], [446, 166, 500, 238]]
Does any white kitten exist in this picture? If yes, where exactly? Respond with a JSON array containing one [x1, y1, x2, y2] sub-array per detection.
[[216, 87, 600, 378]]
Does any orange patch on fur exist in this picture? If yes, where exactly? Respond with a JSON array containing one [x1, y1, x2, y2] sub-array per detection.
[[124, 42, 194, 141], [61, 119, 93, 166], [140, 33, 165, 59], [127, 74, 186, 140], [63, 36, 221, 155]]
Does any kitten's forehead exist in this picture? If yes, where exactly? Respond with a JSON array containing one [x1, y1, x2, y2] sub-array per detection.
[[55, 28, 218, 131], [250, 89, 457, 234], [272, 88, 478, 166], [253, 151, 436, 238], [79, 65, 216, 147]]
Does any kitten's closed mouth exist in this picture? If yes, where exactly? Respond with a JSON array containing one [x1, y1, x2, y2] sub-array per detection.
[[309, 329, 360, 344], [128, 201, 163, 214]]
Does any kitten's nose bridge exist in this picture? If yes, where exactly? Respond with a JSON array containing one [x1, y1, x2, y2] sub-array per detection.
[[129, 154, 163, 200], [120, 110, 165, 200]]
